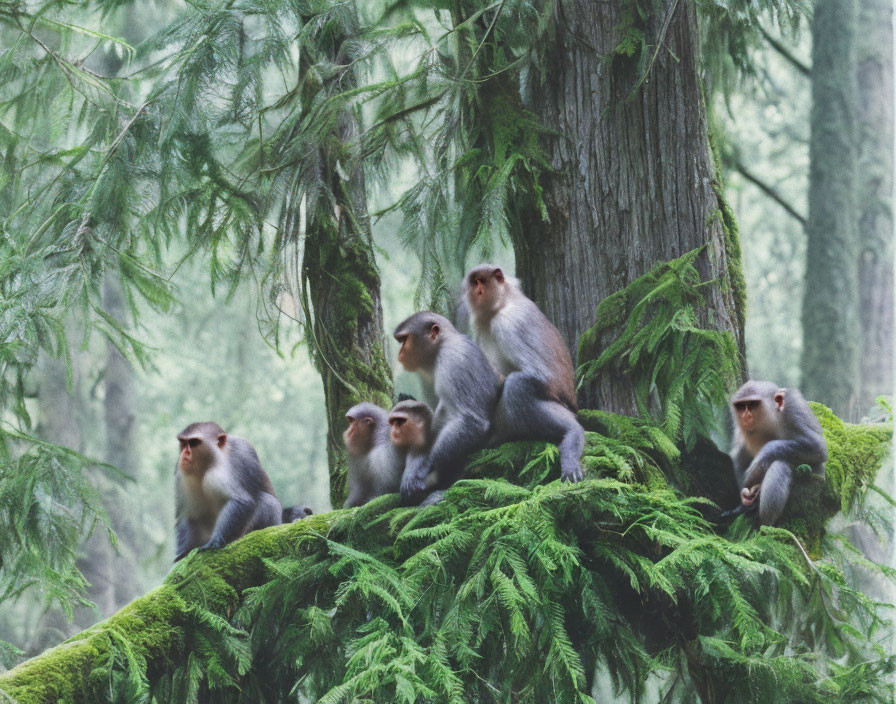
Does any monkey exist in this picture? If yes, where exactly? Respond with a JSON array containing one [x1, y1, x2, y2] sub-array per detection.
[[343, 402, 404, 508], [723, 380, 827, 525], [175, 422, 284, 561], [461, 264, 585, 483], [389, 400, 449, 507], [393, 311, 501, 502], [389, 398, 434, 480]]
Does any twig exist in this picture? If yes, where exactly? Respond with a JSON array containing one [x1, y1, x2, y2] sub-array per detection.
[[733, 159, 807, 228], [758, 26, 811, 77]]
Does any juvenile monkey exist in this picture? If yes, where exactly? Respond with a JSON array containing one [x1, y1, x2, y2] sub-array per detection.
[[393, 311, 500, 502], [343, 402, 403, 507], [461, 264, 585, 483], [175, 422, 284, 561], [726, 380, 827, 525], [389, 398, 434, 476]]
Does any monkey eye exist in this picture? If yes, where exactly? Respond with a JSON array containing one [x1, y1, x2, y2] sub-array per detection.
[[187, 438, 201, 448], [733, 401, 760, 411], [390, 417, 406, 427], [395, 333, 408, 344]]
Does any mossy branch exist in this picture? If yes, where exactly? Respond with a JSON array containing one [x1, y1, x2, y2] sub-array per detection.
[[1, 408, 891, 703]]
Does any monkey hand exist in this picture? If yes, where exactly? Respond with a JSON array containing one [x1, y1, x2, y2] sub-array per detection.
[[560, 460, 584, 483], [741, 485, 760, 507], [401, 469, 429, 500]]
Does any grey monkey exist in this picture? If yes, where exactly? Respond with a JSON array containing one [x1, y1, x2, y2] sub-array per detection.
[[461, 264, 585, 483], [725, 380, 827, 525]]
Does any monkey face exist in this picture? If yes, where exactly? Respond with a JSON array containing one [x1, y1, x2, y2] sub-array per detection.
[[388, 412, 427, 451], [732, 397, 763, 432], [732, 385, 786, 435], [395, 326, 439, 372], [344, 415, 375, 456], [178, 432, 221, 474], [466, 266, 505, 315], [395, 331, 419, 371]]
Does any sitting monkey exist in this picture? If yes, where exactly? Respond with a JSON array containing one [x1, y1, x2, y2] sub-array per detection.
[[343, 402, 404, 507], [725, 381, 827, 525], [175, 422, 298, 561]]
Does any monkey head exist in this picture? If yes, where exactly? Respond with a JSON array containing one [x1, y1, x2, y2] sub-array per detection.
[[393, 312, 451, 372], [177, 421, 227, 475], [343, 403, 383, 456], [464, 264, 510, 317], [731, 380, 786, 436], [388, 400, 433, 452]]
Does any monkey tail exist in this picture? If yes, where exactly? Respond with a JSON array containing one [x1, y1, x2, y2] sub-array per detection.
[[282, 506, 313, 523]]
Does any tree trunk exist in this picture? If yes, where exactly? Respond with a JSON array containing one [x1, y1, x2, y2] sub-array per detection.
[[100, 273, 140, 608], [299, 112, 393, 507], [855, 0, 894, 417], [801, 0, 860, 418], [515, 0, 745, 414]]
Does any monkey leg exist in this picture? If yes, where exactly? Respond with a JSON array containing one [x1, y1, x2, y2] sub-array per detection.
[[495, 373, 585, 482], [757, 461, 792, 526], [251, 492, 284, 530]]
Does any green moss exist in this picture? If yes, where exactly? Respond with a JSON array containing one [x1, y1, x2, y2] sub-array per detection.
[[2, 408, 890, 702], [811, 402, 893, 513], [708, 163, 747, 333]]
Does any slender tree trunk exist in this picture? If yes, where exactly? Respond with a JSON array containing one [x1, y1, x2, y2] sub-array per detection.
[[299, 115, 393, 508], [515, 0, 745, 413], [856, 0, 894, 417], [801, 0, 860, 418], [100, 273, 140, 608]]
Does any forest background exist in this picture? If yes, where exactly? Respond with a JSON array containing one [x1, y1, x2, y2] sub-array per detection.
[[0, 0, 894, 701]]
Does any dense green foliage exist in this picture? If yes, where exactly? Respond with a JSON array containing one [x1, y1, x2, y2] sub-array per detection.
[[0, 0, 893, 701], [1, 411, 892, 702]]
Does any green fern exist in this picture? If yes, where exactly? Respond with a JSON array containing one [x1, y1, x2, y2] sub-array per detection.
[[577, 248, 740, 449]]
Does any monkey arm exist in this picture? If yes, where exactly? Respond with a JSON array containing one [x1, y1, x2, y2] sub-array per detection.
[[730, 445, 753, 486], [175, 518, 199, 561], [743, 435, 826, 488], [203, 497, 256, 550], [401, 412, 489, 499]]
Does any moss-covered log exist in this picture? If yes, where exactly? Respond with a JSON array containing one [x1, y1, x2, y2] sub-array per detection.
[[0, 408, 891, 703]]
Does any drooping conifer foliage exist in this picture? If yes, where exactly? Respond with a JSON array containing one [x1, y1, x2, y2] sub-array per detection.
[[0, 0, 893, 700]]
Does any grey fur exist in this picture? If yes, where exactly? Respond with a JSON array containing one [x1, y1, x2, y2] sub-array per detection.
[[461, 265, 585, 482], [344, 402, 404, 507], [394, 312, 500, 503], [175, 427, 283, 561], [729, 381, 827, 525]]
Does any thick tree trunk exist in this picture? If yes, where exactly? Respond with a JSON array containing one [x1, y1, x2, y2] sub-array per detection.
[[801, 0, 860, 418], [856, 0, 894, 417], [516, 0, 745, 414]]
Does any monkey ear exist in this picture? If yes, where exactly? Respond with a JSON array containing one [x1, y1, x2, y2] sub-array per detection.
[[430, 324, 440, 340], [493, 268, 504, 283], [774, 390, 786, 411], [217, 433, 227, 448]]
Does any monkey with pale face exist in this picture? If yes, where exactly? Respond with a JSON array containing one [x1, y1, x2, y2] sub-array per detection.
[[726, 380, 827, 525], [394, 311, 501, 503], [343, 402, 403, 508], [175, 422, 293, 561], [461, 264, 585, 483]]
